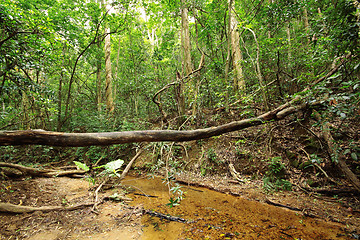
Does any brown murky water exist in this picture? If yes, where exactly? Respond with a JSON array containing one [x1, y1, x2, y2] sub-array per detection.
[[123, 176, 350, 240], [1, 176, 352, 239]]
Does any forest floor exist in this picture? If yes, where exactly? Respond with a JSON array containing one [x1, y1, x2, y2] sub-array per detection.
[[0, 112, 359, 239]]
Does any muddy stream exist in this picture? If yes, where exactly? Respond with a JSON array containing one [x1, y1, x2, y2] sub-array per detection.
[[1, 175, 352, 239], [122, 176, 349, 239]]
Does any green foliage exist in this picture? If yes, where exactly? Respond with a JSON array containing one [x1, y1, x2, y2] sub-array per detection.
[[73, 161, 90, 172], [207, 148, 218, 163], [263, 157, 292, 193], [166, 183, 184, 208], [95, 159, 124, 178]]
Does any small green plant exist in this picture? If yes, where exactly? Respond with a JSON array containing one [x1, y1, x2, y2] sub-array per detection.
[[166, 183, 184, 208], [74, 159, 124, 179], [263, 157, 292, 193]]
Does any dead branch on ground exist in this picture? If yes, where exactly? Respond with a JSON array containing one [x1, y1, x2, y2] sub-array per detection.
[[0, 202, 94, 214], [0, 162, 86, 177]]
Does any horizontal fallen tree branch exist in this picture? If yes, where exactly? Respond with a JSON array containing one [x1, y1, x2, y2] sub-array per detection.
[[0, 162, 86, 177], [0, 102, 316, 147], [0, 202, 94, 213]]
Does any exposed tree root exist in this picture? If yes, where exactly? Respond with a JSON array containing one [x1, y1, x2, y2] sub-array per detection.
[[0, 202, 94, 214], [0, 162, 86, 177], [228, 163, 245, 183]]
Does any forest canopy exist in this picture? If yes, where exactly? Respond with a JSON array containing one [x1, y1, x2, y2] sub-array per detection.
[[0, 0, 358, 133]]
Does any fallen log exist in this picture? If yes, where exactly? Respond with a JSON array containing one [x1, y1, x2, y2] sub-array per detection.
[[0, 202, 94, 213], [0, 162, 86, 177], [0, 101, 315, 147]]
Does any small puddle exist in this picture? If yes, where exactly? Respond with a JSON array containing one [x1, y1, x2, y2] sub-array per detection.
[[123, 176, 350, 240]]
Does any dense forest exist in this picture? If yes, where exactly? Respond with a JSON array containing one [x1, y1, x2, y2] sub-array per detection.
[[1, 0, 358, 132], [0, 0, 360, 238]]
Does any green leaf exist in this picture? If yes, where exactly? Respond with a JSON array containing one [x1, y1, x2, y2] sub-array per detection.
[[351, 152, 358, 161], [73, 161, 90, 171], [327, 73, 341, 80], [104, 159, 124, 172]]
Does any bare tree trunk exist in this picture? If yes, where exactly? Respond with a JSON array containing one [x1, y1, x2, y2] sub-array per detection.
[[104, 27, 114, 114], [114, 36, 122, 106], [303, 7, 310, 43], [181, 0, 193, 76], [229, 0, 245, 93], [178, 0, 193, 124], [246, 28, 268, 111], [57, 44, 66, 131], [224, 0, 233, 112], [286, 22, 291, 62], [96, 51, 102, 112], [21, 90, 29, 130]]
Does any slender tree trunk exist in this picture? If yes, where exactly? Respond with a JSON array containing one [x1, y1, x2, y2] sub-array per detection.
[[21, 90, 29, 130], [267, 0, 274, 38], [286, 22, 291, 62], [96, 0, 103, 113], [96, 50, 102, 112], [246, 28, 268, 111], [303, 7, 310, 43], [113, 36, 122, 106], [57, 45, 66, 131], [229, 0, 245, 93], [353, 1, 360, 34], [104, 27, 114, 114]]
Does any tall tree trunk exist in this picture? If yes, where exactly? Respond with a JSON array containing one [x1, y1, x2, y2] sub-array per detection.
[[229, 0, 245, 93], [181, 0, 193, 76], [178, 0, 193, 125], [104, 27, 114, 114], [224, 0, 232, 112]]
